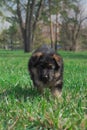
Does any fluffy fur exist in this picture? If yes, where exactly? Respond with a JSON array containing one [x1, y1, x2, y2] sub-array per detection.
[[28, 45, 63, 97]]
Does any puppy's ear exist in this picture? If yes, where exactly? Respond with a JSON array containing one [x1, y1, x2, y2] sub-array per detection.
[[33, 52, 43, 57], [52, 54, 62, 68], [29, 52, 43, 67]]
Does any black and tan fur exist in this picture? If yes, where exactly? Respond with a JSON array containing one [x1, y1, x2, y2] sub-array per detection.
[[28, 45, 63, 97]]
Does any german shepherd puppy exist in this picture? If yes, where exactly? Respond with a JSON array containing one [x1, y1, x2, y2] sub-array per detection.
[[28, 45, 63, 97]]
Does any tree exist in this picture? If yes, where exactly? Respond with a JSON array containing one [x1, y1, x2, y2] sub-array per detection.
[[44, 0, 61, 50], [0, 23, 22, 50], [60, 0, 87, 51], [0, 29, 9, 49], [0, 0, 43, 52], [48, 0, 54, 48]]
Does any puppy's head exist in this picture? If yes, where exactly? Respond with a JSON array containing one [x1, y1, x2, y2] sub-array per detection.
[[29, 52, 62, 84]]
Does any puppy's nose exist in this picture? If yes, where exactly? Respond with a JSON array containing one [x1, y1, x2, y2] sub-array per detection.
[[42, 75, 48, 83], [43, 75, 48, 80]]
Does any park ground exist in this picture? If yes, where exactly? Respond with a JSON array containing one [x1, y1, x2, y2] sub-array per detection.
[[0, 50, 87, 129]]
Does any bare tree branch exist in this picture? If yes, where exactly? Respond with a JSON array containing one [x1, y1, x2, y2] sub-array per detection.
[[33, 0, 43, 32]]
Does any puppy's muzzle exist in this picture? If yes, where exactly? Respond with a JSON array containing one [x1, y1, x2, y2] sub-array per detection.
[[42, 75, 49, 83], [40, 73, 49, 83]]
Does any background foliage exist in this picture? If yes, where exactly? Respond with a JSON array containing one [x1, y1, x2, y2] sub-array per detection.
[[0, 0, 87, 51]]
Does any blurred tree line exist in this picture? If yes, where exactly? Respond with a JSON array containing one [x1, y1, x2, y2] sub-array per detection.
[[0, 0, 87, 52]]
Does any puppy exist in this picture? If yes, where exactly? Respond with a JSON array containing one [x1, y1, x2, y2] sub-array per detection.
[[28, 45, 63, 97]]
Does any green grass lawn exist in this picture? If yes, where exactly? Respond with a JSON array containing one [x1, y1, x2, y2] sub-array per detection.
[[0, 50, 87, 130]]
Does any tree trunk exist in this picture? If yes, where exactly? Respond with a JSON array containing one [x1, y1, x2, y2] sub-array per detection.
[[17, 0, 30, 52], [55, 14, 58, 51], [17, 0, 35, 52], [17, 0, 43, 52], [71, 37, 77, 51], [50, 17, 54, 48], [23, 30, 31, 52], [28, 0, 36, 51], [48, 0, 54, 48]]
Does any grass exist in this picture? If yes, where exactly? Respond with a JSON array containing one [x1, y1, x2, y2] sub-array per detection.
[[0, 50, 87, 130]]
